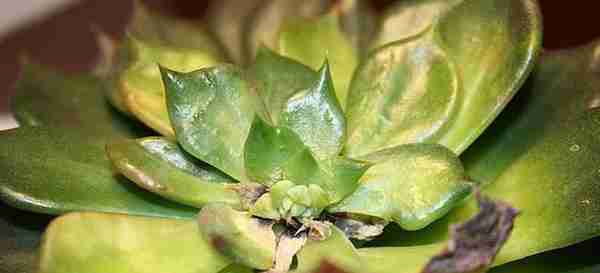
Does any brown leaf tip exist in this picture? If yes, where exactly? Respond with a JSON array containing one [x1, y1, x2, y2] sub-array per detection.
[[421, 192, 519, 273]]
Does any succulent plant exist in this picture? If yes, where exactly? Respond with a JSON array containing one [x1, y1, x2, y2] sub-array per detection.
[[2, 0, 600, 273]]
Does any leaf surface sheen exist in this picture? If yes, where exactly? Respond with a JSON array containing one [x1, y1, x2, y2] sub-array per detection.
[[345, 0, 542, 156], [162, 65, 265, 181], [107, 137, 240, 209]]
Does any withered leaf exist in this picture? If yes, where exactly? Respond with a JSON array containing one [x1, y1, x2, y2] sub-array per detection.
[[421, 193, 519, 273]]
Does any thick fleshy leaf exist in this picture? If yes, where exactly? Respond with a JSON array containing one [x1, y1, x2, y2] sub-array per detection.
[[329, 144, 471, 230], [205, 0, 262, 64], [279, 13, 358, 108], [162, 65, 265, 181], [0, 203, 50, 273], [460, 39, 600, 265], [11, 62, 144, 137], [117, 37, 222, 138], [280, 62, 345, 160], [0, 127, 196, 219], [198, 203, 276, 270], [345, 35, 459, 158], [346, 0, 542, 156], [244, 116, 316, 186], [103, 1, 226, 137], [39, 213, 230, 273], [361, 40, 600, 269], [107, 137, 240, 208], [295, 225, 362, 273], [249, 47, 318, 124], [243, 0, 330, 62]]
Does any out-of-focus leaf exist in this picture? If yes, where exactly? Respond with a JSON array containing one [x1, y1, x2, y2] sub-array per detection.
[[338, 0, 378, 57], [249, 47, 318, 124], [107, 137, 240, 208], [330, 144, 471, 230], [243, 0, 330, 62], [279, 13, 358, 108], [280, 62, 345, 161], [489, 237, 600, 273], [38, 213, 231, 273], [346, 0, 542, 156], [0, 203, 50, 273], [11, 62, 145, 138], [162, 65, 265, 181], [127, 0, 222, 56], [205, 0, 262, 64]]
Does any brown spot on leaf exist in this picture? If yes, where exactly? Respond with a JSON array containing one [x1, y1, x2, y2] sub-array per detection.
[[235, 183, 267, 210], [421, 193, 519, 273], [312, 261, 350, 273]]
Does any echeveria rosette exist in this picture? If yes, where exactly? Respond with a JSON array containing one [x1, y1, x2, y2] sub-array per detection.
[[2, 0, 600, 273]]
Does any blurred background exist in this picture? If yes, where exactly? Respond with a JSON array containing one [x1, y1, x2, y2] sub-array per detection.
[[1, 0, 600, 130]]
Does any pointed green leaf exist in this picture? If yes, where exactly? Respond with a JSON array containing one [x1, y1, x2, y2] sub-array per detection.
[[38, 213, 230, 273], [279, 13, 358, 108], [280, 62, 346, 161], [162, 65, 265, 181], [117, 37, 222, 138], [296, 225, 363, 273], [360, 40, 600, 269], [249, 47, 318, 123], [243, 0, 330, 62], [311, 157, 370, 204], [198, 203, 276, 270], [244, 116, 317, 186], [244, 116, 367, 205], [107, 137, 240, 208], [103, 1, 226, 136], [11, 62, 144, 137], [330, 144, 471, 230], [0, 127, 196, 219], [346, 0, 542, 156]]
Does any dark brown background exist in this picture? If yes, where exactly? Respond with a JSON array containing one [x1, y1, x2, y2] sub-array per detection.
[[1, 0, 599, 112]]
